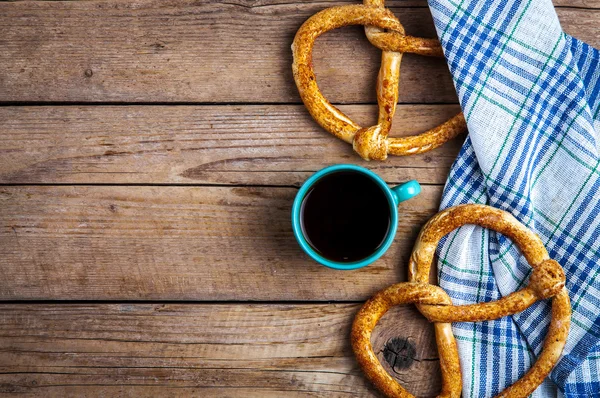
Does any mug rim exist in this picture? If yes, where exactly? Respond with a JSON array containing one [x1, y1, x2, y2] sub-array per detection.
[[291, 164, 399, 270]]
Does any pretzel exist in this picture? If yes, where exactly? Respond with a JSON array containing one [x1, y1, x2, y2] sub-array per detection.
[[351, 204, 571, 398], [291, 0, 467, 160]]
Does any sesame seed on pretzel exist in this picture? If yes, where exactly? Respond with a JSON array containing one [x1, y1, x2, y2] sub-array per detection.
[[291, 1, 467, 160], [351, 204, 571, 398]]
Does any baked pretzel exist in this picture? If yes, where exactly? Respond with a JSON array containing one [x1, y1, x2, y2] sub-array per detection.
[[291, 0, 467, 160], [351, 204, 571, 397]]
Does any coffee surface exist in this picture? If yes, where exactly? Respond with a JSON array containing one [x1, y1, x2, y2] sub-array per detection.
[[300, 171, 391, 263]]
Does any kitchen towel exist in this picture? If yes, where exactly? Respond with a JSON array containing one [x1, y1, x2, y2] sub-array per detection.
[[428, 0, 600, 396]]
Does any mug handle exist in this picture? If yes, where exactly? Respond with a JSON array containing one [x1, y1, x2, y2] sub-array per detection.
[[391, 180, 421, 204]]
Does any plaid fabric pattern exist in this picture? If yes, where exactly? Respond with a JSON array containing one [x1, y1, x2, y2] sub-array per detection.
[[427, 0, 600, 396]]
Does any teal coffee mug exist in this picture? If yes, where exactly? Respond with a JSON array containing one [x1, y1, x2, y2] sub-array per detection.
[[291, 164, 421, 270]]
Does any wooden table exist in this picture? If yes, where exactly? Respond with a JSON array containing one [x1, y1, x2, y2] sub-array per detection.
[[0, 1, 597, 396]]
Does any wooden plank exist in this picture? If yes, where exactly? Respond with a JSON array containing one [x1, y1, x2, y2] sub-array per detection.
[[0, 1, 443, 104], [0, 1, 595, 104], [0, 104, 464, 185], [0, 303, 441, 397], [565, 0, 600, 7], [0, 185, 441, 300], [3, 0, 595, 7]]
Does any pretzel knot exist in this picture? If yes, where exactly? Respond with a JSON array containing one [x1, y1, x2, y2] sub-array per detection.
[[352, 204, 571, 398], [291, 0, 467, 160]]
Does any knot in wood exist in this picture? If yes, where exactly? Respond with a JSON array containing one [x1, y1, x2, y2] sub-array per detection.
[[382, 337, 416, 371]]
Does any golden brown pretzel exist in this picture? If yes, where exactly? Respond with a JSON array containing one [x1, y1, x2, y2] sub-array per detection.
[[291, 1, 467, 160], [351, 204, 571, 398], [352, 283, 462, 398]]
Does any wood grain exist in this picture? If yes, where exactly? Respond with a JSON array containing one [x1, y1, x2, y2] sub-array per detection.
[[0, 104, 463, 185], [0, 185, 441, 300], [3, 0, 593, 6], [0, 1, 595, 104], [559, 8, 600, 46], [566, 0, 600, 7], [0, 1, 453, 103], [0, 303, 441, 397]]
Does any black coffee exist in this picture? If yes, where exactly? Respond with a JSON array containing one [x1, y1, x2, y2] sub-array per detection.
[[300, 170, 391, 263]]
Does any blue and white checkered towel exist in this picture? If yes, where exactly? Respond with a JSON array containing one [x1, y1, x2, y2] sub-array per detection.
[[427, 0, 600, 396]]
